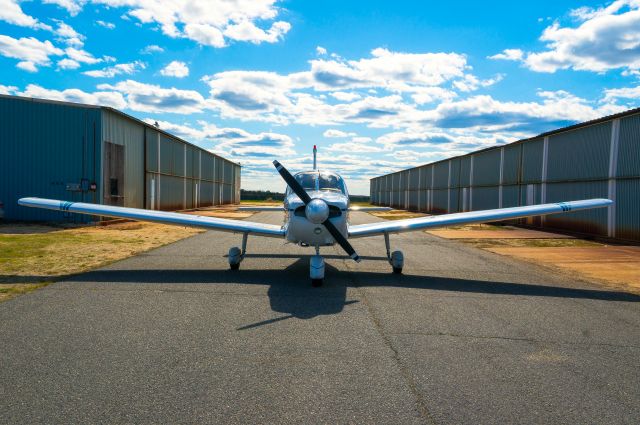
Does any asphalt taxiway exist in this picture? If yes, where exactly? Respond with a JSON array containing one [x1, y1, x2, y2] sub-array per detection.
[[1, 211, 639, 424]]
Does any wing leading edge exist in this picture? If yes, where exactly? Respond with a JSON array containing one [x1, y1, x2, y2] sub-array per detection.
[[348, 198, 612, 238], [18, 198, 285, 238]]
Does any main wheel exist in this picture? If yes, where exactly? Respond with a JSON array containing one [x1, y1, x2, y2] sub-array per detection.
[[392, 267, 403, 274], [311, 278, 324, 287], [230, 263, 240, 270]]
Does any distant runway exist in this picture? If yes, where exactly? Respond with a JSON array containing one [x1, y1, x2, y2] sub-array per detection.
[[1, 211, 639, 424]]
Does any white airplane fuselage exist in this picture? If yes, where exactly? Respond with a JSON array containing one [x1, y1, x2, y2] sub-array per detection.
[[283, 189, 349, 246]]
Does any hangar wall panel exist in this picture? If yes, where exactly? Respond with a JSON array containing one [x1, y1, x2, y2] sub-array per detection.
[[547, 122, 610, 181], [617, 114, 640, 178], [0, 96, 102, 222]]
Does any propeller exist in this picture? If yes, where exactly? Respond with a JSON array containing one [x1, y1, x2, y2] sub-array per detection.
[[273, 160, 361, 262]]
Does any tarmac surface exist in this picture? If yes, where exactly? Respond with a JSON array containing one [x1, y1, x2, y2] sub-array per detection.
[[1, 211, 640, 424]]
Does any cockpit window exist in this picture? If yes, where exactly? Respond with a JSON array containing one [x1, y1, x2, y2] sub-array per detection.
[[319, 173, 346, 193], [287, 171, 348, 195], [294, 172, 316, 190]]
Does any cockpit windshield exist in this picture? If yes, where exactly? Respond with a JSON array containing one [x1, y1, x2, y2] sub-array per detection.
[[288, 171, 347, 195]]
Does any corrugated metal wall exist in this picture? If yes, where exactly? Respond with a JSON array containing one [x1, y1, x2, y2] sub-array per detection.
[[370, 111, 640, 243], [0, 95, 240, 222], [142, 122, 240, 211], [0, 96, 102, 222]]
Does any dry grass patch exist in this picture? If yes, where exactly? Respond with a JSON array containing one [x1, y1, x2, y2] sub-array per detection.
[[368, 209, 427, 220], [0, 220, 207, 302]]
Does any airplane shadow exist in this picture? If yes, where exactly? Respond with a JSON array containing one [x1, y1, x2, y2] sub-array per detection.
[[55, 258, 640, 330]]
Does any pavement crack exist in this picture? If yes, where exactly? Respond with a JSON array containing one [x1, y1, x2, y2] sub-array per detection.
[[344, 263, 437, 425]]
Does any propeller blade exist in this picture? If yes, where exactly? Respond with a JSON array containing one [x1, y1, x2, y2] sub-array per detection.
[[322, 219, 361, 262], [273, 160, 311, 204]]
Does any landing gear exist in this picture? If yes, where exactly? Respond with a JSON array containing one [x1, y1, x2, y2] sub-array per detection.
[[228, 233, 248, 270], [310, 246, 325, 287], [384, 232, 404, 274]]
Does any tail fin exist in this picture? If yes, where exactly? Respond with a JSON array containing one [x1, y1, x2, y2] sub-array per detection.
[[313, 145, 317, 170]]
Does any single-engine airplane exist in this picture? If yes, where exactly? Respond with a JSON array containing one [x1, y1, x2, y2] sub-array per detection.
[[19, 146, 612, 286]]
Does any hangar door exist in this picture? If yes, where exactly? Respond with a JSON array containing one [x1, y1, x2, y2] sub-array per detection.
[[103, 141, 125, 207]]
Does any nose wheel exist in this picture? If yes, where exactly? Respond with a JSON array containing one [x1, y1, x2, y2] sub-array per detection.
[[310, 247, 325, 287]]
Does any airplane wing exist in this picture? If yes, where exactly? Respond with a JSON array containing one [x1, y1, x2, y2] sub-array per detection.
[[18, 198, 285, 238], [348, 198, 612, 238]]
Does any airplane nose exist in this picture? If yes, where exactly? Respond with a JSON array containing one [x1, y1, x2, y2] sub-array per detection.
[[305, 198, 329, 224]]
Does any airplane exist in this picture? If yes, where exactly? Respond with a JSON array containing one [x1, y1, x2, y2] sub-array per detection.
[[19, 146, 612, 286]]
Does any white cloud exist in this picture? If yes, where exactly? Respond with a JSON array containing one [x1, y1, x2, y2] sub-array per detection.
[[19, 84, 127, 109], [64, 47, 102, 64], [57, 58, 80, 69], [202, 47, 482, 126], [316, 46, 327, 55], [0, 0, 52, 30], [0, 35, 64, 72], [83, 61, 145, 78], [602, 85, 640, 101], [0, 84, 17, 95], [323, 129, 357, 138], [89, 0, 291, 47], [496, 1, 640, 73], [140, 44, 164, 54], [223, 20, 290, 44], [96, 20, 115, 29], [488, 48, 524, 61], [43, 0, 86, 16], [330, 91, 360, 101], [160, 60, 189, 78], [54, 20, 85, 47], [97, 79, 207, 113]]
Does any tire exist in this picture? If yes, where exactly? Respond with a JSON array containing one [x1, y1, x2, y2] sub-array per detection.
[[392, 267, 402, 274], [311, 278, 323, 287], [230, 263, 240, 270]]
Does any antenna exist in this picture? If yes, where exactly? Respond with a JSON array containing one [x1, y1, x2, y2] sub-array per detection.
[[313, 145, 317, 170]]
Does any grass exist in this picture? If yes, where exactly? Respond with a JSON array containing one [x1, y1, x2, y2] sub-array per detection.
[[240, 199, 283, 205], [368, 209, 427, 220], [460, 238, 602, 249], [0, 221, 206, 302]]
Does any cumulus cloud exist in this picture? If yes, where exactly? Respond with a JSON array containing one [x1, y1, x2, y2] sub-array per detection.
[[140, 44, 164, 54], [54, 20, 85, 47], [492, 1, 640, 73], [83, 61, 145, 78], [316, 46, 327, 55], [323, 129, 357, 138], [201, 47, 489, 126], [97, 79, 207, 113], [65, 47, 102, 64], [160, 60, 189, 78], [72, 0, 292, 47], [602, 84, 640, 101], [19, 84, 127, 108], [96, 20, 115, 29], [0, 84, 17, 95], [0, 35, 63, 72], [42, 0, 86, 16], [424, 90, 626, 134], [57, 58, 80, 69], [488, 49, 524, 61], [0, 0, 52, 30]]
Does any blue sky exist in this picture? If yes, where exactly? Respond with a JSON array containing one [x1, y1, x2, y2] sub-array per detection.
[[1, 0, 640, 194]]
